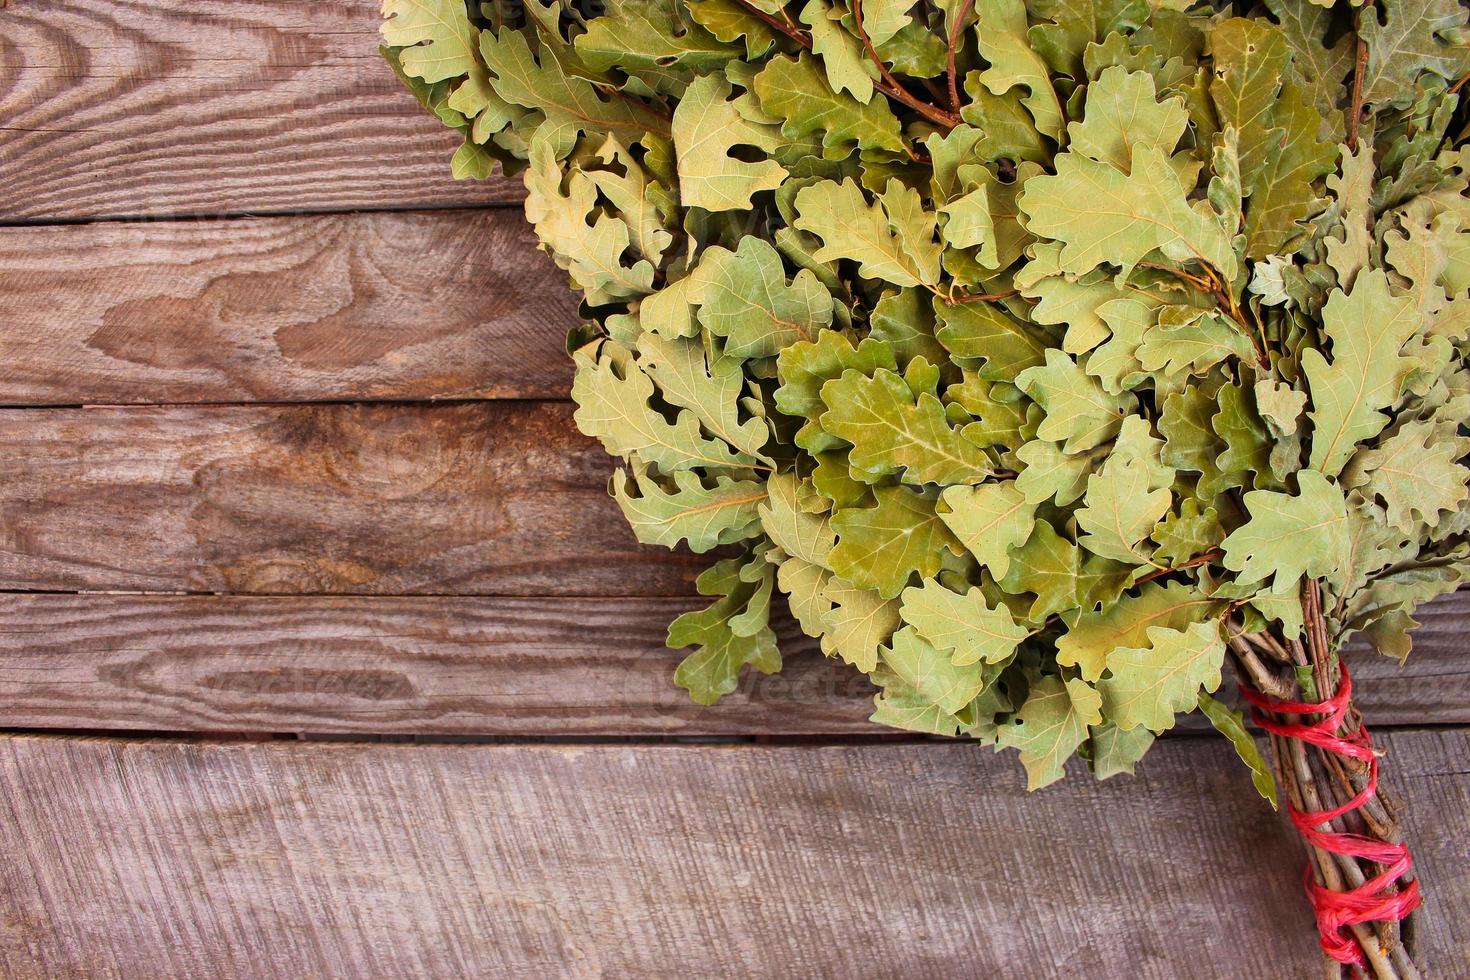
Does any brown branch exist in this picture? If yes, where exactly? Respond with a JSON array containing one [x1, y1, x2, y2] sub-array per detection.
[[851, 0, 962, 129], [733, 0, 813, 48], [1346, 5, 1373, 152], [1227, 591, 1425, 979], [729, 0, 960, 130], [946, 287, 1020, 304], [1133, 548, 1223, 586], [945, 0, 977, 112]]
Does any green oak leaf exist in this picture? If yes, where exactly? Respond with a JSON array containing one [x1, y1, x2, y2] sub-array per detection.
[[794, 178, 944, 288], [479, 29, 667, 157], [637, 332, 771, 461], [1058, 581, 1221, 681], [800, 0, 877, 103], [1303, 270, 1425, 477], [830, 487, 962, 598], [673, 74, 788, 211], [858, 0, 915, 46], [1208, 18, 1334, 209], [1067, 66, 1188, 174], [1221, 469, 1352, 591], [820, 578, 902, 671], [686, 0, 780, 57], [997, 675, 1104, 790], [1087, 722, 1157, 780], [753, 54, 906, 159], [876, 625, 988, 715], [1074, 449, 1173, 566], [938, 482, 1037, 580], [759, 472, 836, 564], [776, 331, 898, 450], [1098, 620, 1226, 733], [572, 341, 757, 472], [934, 297, 1048, 380], [612, 464, 766, 551], [998, 519, 1083, 622], [1344, 420, 1470, 533], [586, 137, 677, 265], [1020, 66, 1237, 281], [899, 579, 1030, 666], [1016, 349, 1133, 453], [1027, 0, 1150, 79], [687, 237, 833, 359], [1360, 0, 1470, 109], [820, 368, 995, 485], [1197, 692, 1279, 809], [1020, 142, 1236, 282], [670, 556, 781, 704], [574, 0, 736, 75], [524, 136, 655, 301], [382, 0, 482, 84], [975, 0, 1065, 140]]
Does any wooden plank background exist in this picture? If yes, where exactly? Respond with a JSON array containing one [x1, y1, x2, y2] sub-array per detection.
[[0, 2, 1465, 976], [0, 732, 1465, 979], [1, 0, 520, 218]]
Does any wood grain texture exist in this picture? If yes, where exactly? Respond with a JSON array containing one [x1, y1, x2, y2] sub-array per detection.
[[0, 0, 520, 220], [0, 402, 706, 596], [0, 731, 1463, 978], [1, 590, 1467, 736], [0, 211, 576, 405], [0, 594, 870, 735]]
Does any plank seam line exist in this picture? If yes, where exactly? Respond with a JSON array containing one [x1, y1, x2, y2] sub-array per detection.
[[0, 589, 702, 600], [0, 726, 1453, 748], [0, 396, 573, 411], [0, 200, 524, 229]]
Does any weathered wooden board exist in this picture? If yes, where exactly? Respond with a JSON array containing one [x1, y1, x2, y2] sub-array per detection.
[[0, 731, 1463, 978], [0, 211, 575, 405], [0, 0, 519, 220], [0, 590, 1466, 736], [0, 594, 861, 735], [0, 402, 705, 596]]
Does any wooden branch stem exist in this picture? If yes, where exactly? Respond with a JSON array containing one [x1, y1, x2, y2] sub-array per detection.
[[1233, 581, 1424, 980]]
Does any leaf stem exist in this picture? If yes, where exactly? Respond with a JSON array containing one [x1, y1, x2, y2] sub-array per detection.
[[946, 287, 1020, 304], [851, 0, 962, 129], [1347, 5, 1373, 152], [728, 0, 960, 129], [1133, 547, 1223, 586], [945, 0, 977, 113], [734, 0, 813, 48]]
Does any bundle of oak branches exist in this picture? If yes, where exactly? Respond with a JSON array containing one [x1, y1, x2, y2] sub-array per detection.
[[383, 0, 1469, 972]]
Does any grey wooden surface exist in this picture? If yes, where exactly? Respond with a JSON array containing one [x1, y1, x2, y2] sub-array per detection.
[[0, 591, 1465, 736], [0, 211, 574, 404], [0, 732, 1464, 979], [0, 0, 519, 219]]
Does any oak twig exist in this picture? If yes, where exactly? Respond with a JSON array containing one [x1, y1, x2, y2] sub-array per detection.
[[851, 0, 962, 129], [1347, 4, 1373, 152], [1231, 581, 1423, 980], [945, 0, 977, 112], [729, 0, 961, 130]]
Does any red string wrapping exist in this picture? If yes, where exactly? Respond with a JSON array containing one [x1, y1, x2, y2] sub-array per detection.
[[1237, 665, 1420, 968]]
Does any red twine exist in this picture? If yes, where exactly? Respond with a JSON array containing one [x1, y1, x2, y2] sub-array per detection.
[[1237, 664, 1420, 967]]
